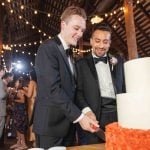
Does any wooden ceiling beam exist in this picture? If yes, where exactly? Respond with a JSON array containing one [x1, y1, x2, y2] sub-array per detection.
[[138, 2, 150, 20], [135, 22, 150, 43], [124, 0, 138, 59]]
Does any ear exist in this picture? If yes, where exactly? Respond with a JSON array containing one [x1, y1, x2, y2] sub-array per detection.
[[61, 21, 66, 30], [90, 38, 93, 45], [109, 39, 111, 45]]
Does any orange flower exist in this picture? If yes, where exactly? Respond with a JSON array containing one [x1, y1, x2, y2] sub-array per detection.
[[105, 122, 150, 150]]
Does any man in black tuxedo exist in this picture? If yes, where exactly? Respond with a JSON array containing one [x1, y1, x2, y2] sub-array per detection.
[[33, 6, 99, 149], [75, 24, 125, 144]]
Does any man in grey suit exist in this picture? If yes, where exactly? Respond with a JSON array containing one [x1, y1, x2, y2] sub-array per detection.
[[0, 65, 6, 139], [0, 71, 14, 147], [33, 6, 99, 149], [75, 24, 125, 144]]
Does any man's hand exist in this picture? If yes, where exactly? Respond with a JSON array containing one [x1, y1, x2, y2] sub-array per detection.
[[79, 115, 99, 133], [85, 111, 97, 121]]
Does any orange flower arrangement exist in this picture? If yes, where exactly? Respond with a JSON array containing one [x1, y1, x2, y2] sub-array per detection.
[[105, 122, 150, 150]]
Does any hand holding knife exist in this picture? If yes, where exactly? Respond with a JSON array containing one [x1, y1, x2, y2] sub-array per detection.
[[91, 124, 106, 142]]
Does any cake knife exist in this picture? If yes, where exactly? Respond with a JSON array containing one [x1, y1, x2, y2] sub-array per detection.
[[91, 124, 106, 141], [94, 127, 106, 142]]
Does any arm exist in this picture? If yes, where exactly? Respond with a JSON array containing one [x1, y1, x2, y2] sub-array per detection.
[[24, 81, 34, 98], [0, 80, 7, 100], [75, 61, 90, 109], [75, 61, 97, 121]]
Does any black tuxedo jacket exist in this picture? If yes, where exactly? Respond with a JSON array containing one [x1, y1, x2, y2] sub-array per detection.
[[75, 53, 125, 120], [33, 36, 81, 137]]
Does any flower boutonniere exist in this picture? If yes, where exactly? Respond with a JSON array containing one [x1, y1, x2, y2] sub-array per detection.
[[108, 54, 118, 71]]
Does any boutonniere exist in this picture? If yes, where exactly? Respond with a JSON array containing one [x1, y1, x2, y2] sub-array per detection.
[[108, 54, 118, 71]]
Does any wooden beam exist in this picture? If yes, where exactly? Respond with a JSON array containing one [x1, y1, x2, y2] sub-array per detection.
[[124, 0, 138, 59], [138, 2, 150, 20]]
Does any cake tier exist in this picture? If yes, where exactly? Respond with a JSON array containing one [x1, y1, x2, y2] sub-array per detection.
[[105, 122, 150, 150], [124, 57, 150, 93], [117, 93, 150, 129]]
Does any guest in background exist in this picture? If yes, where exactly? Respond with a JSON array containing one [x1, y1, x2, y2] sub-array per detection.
[[75, 23, 125, 145], [24, 69, 37, 147], [0, 71, 14, 147], [10, 78, 28, 150], [33, 6, 99, 149], [0, 65, 6, 144]]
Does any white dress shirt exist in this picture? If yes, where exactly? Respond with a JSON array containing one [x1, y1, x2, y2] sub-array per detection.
[[93, 53, 116, 99], [82, 53, 116, 114]]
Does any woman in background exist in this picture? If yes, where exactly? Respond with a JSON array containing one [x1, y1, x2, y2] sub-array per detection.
[[24, 69, 37, 147], [10, 77, 28, 150]]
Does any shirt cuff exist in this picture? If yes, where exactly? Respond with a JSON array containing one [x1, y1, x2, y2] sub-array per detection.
[[73, 113, 84, 123], [82, 107, 92, 114]]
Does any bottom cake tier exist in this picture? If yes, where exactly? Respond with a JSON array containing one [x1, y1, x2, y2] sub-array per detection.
[[105, 122, 150, 150]]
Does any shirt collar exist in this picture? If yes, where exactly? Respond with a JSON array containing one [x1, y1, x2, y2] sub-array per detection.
[[92, 52, 107, 58], [58, 34, 69, 50]]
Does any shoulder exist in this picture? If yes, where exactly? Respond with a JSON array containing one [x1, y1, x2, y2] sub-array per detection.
[[29, 80, 36, 86], [76, 54, 92, 65], [37, 36, 61, 55]]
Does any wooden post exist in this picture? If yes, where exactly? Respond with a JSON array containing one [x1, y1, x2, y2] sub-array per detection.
[[124, 0, 138, 60]]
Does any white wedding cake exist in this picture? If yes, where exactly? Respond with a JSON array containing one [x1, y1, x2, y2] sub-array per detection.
[[117, 57, 150, 129], [105, 57, 150, 149]]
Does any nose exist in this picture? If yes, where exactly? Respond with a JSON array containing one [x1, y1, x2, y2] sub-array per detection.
[[77, 29, 83, 38], [98, 42, 104, 48]]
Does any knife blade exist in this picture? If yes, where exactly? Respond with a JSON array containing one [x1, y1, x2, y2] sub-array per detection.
[[94, 127, 106, 142], [91, 124, 106, 141]]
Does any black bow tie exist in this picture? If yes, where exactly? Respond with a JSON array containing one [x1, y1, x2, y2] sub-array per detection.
[[94, 57, 107, 64], [65, 48, 72, 57]]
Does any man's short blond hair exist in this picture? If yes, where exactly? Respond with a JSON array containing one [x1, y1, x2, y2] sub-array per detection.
[[61, 6, 87, 21]]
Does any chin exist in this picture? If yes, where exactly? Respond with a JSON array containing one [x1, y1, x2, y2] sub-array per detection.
[[71, 41, 77, 46]]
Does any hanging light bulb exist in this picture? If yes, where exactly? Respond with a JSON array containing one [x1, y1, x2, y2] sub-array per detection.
[[47, 13, 51, 17], [34, 10, 38, 14], [91, 15, 104, 24]]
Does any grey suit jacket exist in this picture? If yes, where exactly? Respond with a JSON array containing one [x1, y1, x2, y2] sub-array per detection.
[[0, 79, 7, 117]]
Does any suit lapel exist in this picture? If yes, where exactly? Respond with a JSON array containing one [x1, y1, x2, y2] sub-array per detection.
[[86, 54, 98, 81], [53, 36, 73, 76]]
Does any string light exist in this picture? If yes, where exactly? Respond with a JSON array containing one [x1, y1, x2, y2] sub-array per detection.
[[1, 0, 141, 58], [34, 10, 38, 14], [10, 9, 13, 13], [19, 16, 22, 19], [26, 21, 29, 24], [105, 14, 108, 17], [47, 13, 51, 17], [113, 25, 117, 29], [20, 5, 24, 10]]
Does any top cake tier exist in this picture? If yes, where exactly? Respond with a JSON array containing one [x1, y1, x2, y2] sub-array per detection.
[[124, 57, 150, 93]]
